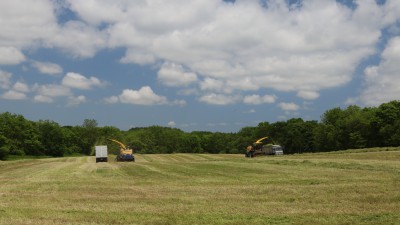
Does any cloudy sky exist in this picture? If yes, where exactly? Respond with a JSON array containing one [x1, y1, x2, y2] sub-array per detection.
[[1, 0, 400, 132]]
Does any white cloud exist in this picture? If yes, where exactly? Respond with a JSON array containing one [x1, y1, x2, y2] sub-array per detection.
[[32, 83, 86, 105], [199, 93, 239, 105], [0, 47, 25, 65], [297, 90, 320, 100], [119, 86, 168, 105], [103, 96, 119, 104], [2, 0, 400, 107], [64, 0, 389, 101], [148, 1, 379, 95], [67, 95, 86, 106], [167, 121, 176, 127], [50, 21, 106, 58], [31, 61, 63, 75], [62, 72, 106, 90], [382, 0, 400, 26], [157, 62, 197, 87], [34, 95, 54, 103], [359, 36, 400, 106], [2, 81, 30, 100], [178, 88, 198, 96], [200, 78, 226, 92], [2, 90, 26, 100], [0, 71, 12, 89], [243, 94, 276, 105], [278, 102, 300, 111], [12, 82, 29, 93], [33, 84, 71, 97], [119, 48, 156, 65], [0, 0, 58, 48]]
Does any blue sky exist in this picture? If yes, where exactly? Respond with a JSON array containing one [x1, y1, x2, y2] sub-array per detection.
[[1, 0, 400, 132]]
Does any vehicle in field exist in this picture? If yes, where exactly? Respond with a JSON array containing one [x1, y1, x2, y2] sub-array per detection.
[[108, 139, 135, 162], [95, 145, 108, 163], [245, 137, 283, 158]]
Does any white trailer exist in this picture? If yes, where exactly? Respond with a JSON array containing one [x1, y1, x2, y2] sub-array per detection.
[[95, 145, 108, 163]]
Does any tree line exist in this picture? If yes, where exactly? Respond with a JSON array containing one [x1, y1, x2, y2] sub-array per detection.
[[1, 100, 399, 160]]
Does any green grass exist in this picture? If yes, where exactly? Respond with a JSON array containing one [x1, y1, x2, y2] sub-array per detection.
[[0, 148, 399, 224]]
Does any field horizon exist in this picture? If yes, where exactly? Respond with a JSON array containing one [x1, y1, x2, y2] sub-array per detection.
[[0, 148, 399, 224]]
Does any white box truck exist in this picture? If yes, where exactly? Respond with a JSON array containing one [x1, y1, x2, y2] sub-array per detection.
[[95, 145, 108, 163]]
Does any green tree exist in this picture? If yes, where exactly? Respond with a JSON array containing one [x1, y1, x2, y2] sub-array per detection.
[[185, 133, 203, 153], [61, 126, 81, 155], [375, 101, 400, 146], [0, 112, 42, 156], [0, 134, 10, 160], [79, 119, 99, 155], [314, 124, 340, 151], [37, 120, 66, 157]]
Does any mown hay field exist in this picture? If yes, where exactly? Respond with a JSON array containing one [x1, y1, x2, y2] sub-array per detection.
[[0, 148, 399, 225]]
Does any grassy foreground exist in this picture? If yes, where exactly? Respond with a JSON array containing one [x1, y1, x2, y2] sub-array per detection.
[[0, 148, 399, 225]]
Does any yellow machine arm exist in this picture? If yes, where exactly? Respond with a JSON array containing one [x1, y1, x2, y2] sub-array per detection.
[[255, 137, 269, 144], [108, 138, 135, 162], [108, 138, 127, 150]]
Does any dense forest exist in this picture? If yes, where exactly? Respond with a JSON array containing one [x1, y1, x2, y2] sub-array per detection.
[[1, 100, 400, 160]]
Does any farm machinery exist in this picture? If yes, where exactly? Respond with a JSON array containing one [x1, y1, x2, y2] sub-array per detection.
[[245, 136, 283, 158], [108, 139, 135, 162]]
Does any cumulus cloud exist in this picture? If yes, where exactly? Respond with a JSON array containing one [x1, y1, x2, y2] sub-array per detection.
[[118, 86, 168, 105], [103, 96, 119, 104], [0, 71, 12, 89], [62, 72, 106, 90], [2, 0, 400, 110], [64, 0, 392, 103], [199, 93, 239, 105], [2, 81, 30, 100], [297, 90, 320, 100], [278, 102, 300, 111], [119, 48, 156, 65], [359, 36, 400, 106], [12, 81, 29, 93], [34, 95, 54, 103], [200, 78, 226, 93], [243, 94, 277, 105], [31, 61, 63, 75], [167, 121, 176, 127], [50, 21, 107, 58], [105, 87, 186, 106], [0, 47, 25, 65], [0, 0, 58, 48], [32, 83, 90, 105], [67, 95, 86, 106], [2, 90, 27, 100], [157, 62, 198, 87], [32, 84, 72, 98]]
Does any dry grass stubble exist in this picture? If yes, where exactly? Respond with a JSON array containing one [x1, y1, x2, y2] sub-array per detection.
[[0, 149, 399, 224]]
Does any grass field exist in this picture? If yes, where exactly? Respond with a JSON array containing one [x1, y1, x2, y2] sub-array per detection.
[[0, 148, 399, 225]]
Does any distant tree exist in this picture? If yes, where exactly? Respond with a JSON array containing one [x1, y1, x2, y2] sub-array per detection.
[[36, 120, 66, 157], [61, 126, 81, 155], [375, 101, 400, 146], [79, 119, 99, 155], [185, 133, 203, 153], [0, 134, 10, 160], [0, 112, 42, 156], [314, 124, 340, 151], [255, 122, 271, 138]]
